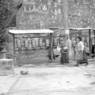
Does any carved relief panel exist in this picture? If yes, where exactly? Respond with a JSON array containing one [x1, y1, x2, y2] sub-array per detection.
[[16, 0, 95, 29]]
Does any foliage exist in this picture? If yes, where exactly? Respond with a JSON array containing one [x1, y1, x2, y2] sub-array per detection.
[[0, 0, 16, 51]]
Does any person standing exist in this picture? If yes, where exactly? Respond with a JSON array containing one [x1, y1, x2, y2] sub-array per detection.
[[60, 45, 69, 64], [60, 36, 69, 64], [75, 36, 84, 66], [72, 37, 76, 60], [65, 36, 73, 63]]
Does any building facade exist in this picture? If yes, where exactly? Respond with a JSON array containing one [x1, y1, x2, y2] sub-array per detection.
[[15, 0, 95, 54], [16, 0, 95, 29], [16, 0, 65, 29]]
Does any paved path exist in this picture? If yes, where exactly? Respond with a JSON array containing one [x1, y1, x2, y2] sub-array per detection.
[[0, 61, 95, 95]]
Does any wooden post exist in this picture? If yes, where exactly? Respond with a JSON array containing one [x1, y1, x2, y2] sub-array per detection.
[[13, 34, 15, 56], [94, 30, 95, 44], [94, 30, 95, 55], [13, 34, 16, 67], [50, 33, 53, 62], [89, 29, 92, 55]]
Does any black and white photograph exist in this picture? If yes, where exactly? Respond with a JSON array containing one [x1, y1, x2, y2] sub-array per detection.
[[0, 0, 95, 95]]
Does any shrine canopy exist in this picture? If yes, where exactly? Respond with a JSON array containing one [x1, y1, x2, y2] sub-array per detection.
[[9, 29, 54, 34], [70, 27, 92, 30]]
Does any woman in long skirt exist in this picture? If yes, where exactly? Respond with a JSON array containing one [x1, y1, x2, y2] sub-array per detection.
[[75, 36, 84, 66]]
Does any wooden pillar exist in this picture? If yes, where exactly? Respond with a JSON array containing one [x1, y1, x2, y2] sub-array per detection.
[[89, 29, 92, 55], [94, 30, 95, 44], [13, 34, 15, 55], [38, 38, 40, 49], [50, 33, 53, 62], [13, 34, 16, 65]]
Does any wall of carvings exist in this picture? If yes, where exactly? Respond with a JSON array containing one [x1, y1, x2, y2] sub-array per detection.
[[16, 0, 95, 29]]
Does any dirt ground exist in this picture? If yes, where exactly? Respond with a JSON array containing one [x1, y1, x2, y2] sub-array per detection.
[[0, 58, 95, 95]]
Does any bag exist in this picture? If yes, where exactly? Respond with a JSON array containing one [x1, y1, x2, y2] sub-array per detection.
[[53, 46, 61, 56], [57, 46, 61, 52], [85, 47, 89, 54]]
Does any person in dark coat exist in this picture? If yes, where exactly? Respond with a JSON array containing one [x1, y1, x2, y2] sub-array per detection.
[[60, 45, 69, 64], [47, 46, 55, 62]]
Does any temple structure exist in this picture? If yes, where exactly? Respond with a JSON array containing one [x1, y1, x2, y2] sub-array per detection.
[[16, 0, 95, 29], [16, 0, 65, 29], [8, 0, 95, 64]]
